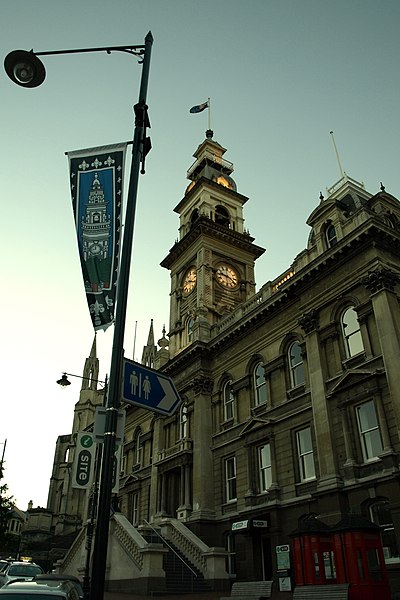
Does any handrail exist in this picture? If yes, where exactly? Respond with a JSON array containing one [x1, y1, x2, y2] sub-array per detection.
[[142, 519, 198, 578]]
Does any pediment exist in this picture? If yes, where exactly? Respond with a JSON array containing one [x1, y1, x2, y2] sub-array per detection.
[[327, 368, 381, 397], [239, 416, 274, 437]]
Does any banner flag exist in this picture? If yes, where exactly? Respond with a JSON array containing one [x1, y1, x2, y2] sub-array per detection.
[[67, 143, 127, 331]]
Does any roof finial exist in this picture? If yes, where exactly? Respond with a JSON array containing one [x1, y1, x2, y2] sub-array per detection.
[[330, 131, 345, 179], [380, 182, 386, 192]]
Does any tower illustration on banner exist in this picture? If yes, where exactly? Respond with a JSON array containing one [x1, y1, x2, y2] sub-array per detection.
[[81, 172, 112, 291]]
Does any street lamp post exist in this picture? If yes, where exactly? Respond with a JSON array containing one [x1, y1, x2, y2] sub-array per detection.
[[57, 372, 107, 598], [6, 32, 153, 599]]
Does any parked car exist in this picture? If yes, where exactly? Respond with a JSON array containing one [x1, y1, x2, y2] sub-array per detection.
[[0, 562, 44, 587], [0, 563, 8, 574], [33, 574, 84, 599], [0, 579, 79, 598]]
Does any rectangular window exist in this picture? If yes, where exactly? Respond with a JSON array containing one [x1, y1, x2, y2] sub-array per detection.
[[357, 400, 383, 461], [296, 427, 316, 481], [258, 444, 272, 492], [130, 492, 139, 526], [225, 456, 237, 502]]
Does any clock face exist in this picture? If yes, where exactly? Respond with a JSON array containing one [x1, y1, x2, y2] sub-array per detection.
[[183, 267, 197, 295], [216, 264, 239, 289], [89, 243, 102, 256]]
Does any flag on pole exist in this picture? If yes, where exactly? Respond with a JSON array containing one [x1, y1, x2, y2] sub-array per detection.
[[189, 101, 209, 114], [67, 143, 127, 331]]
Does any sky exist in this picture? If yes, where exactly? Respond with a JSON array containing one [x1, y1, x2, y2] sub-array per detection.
[[1, 0, 399, 511]]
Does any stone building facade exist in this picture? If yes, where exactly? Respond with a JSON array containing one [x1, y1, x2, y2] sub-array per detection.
[[49, 132, 400, 590], [118, 132, 400, 585]]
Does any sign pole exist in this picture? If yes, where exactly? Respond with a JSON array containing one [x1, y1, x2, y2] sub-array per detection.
[[89, 31, 153, 600]]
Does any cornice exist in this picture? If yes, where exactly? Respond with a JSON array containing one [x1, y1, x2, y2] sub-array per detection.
[[174, 176, 249, 213], [160, 215, 265, 269]]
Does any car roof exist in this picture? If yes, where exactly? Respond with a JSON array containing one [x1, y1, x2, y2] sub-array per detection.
[[0, 579, 77, 596]]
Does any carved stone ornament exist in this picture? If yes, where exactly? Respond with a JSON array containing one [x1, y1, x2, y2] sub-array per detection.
[[360, 267, 399, 294], [192, 376, 214, 395], [298, 309, 319, 334]]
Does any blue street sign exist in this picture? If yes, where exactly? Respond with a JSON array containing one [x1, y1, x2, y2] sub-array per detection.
[[122, 358, 181, 416]]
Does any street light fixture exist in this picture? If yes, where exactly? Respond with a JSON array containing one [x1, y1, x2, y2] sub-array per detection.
[[56, 371, 108, 598], [56, 372, 107, 388], [5, 32, 153, 600]]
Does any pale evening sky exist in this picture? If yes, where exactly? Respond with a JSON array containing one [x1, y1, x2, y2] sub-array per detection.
[[0, 0, 399, 510]]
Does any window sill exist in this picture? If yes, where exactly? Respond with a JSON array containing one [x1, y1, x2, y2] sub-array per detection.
[[286, 384, 306, 400], [221, 418, 236, 430]]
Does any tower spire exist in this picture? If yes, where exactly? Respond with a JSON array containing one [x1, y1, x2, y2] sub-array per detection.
[[82, 334, 99, 389], [141, 319, 156, 367]]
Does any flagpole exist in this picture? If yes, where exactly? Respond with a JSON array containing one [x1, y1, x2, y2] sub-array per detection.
[[208, 97, 211, 131]]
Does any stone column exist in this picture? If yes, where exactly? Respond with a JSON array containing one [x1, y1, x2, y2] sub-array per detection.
[[361, 266, 400, 442], [149, 418, 162, 520], [299, 310, 342, 491], [191, 376, 215, 519]]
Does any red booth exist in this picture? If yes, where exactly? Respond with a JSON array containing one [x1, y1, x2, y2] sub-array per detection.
[[290, 515, 336, 585], [332, 514, 391, 600], [290, 513, 391, 599]]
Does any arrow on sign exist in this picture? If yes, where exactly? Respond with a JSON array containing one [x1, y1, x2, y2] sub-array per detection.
[[122, 358, 181, 416]]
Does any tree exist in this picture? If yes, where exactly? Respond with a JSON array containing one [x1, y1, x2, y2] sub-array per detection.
[[0, 465, 14, 549]]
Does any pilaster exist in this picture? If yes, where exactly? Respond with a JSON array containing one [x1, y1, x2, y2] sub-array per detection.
[[299, 310, 343, 491], [361, 266, 400, 442]]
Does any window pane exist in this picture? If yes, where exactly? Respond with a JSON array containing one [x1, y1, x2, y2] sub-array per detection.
[[357, 401, 383, 460], [363, 429, 383, 459], [225, 457, 237, 501], [254, 363, 267, 405], [224, 381, 234, 420], [342, 307, 364, 357], [259, 444, 272, 491], [289, 342, 305, 386], [297, 428, 315, 481]]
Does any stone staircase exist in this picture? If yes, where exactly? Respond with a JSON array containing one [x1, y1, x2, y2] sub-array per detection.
[[143, 530, 213, 595]]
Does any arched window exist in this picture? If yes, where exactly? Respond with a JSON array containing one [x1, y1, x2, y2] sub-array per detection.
[[187, 316, 195, 343], [289, 341, 305, 387], [325, 223, 337, 247], [223, 380, 235, 421], [341, 306, 363, 357], [370, 501, 399, 560], [179, 404, 189, 439], [254, 363, 267, 406], [215, 205, 230, 228], [190, 209, 199, 226]]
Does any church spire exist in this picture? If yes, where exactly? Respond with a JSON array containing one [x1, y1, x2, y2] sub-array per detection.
[[82, 334, 99, 389], [141, 319, 156, 368]]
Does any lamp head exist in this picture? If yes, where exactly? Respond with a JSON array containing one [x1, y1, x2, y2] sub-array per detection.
[[57, 374, 71, 387], [4, 50, 46, 88]]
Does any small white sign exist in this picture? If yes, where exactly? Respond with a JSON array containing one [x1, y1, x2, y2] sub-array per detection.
[[232, 520, 249, 531], [279, 577, 292, 592], [253, 520, 268, 528]]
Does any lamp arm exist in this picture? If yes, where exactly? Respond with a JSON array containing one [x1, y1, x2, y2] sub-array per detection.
[[33, 45, 145, 59]]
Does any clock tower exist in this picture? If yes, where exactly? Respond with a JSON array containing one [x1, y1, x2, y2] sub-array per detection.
[[161, 131, 265, 357]]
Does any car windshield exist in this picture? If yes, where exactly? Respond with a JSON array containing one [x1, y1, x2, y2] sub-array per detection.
[[8, 565, 43, 576], [0, 595, 63, 599]]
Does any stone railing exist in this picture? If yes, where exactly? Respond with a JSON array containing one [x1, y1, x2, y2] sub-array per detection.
[[112, 513, 146, 569], [159, 518, 228, 582], [157, 438, 193, 462], [57, 526, 86, 574], [160, 517, 207, 571]]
